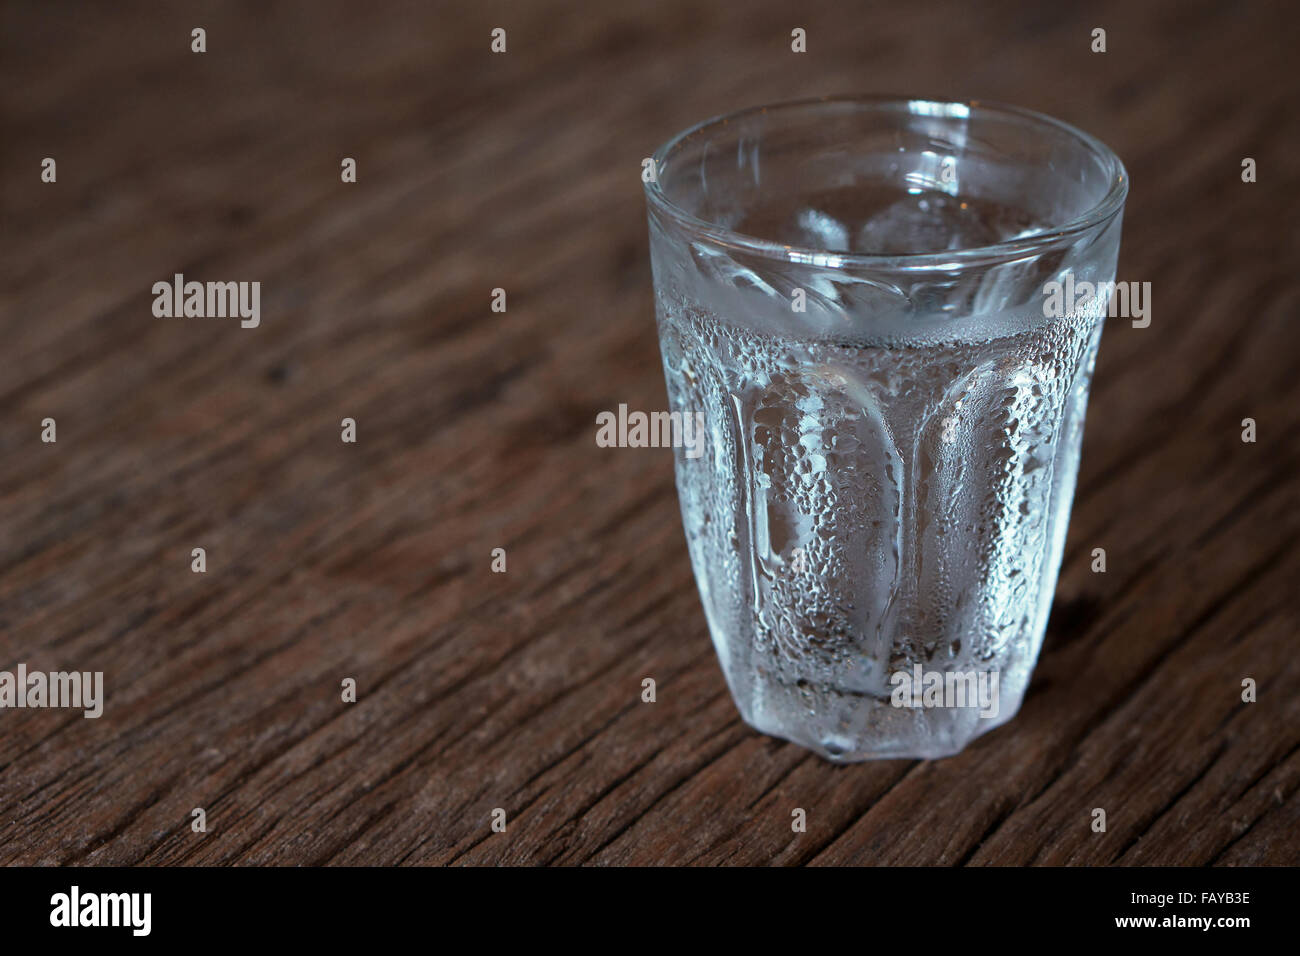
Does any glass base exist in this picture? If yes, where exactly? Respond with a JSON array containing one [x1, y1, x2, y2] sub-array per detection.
[[732, 671, 1027, 763]]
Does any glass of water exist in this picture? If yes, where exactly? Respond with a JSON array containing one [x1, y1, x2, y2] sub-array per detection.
[[644, 96, 1127, 761]]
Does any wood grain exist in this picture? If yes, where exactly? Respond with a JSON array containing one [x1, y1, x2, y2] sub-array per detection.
[[0, 0, 1296, 865]]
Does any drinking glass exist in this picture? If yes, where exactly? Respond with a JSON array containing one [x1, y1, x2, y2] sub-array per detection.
[[644, 96, 1127, 761]]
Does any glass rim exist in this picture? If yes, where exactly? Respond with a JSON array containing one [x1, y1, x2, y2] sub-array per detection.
[[643, 94, 1129, 272]]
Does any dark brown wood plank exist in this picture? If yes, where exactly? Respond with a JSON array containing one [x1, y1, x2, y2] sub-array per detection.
[[0, 0, 1296, 866]]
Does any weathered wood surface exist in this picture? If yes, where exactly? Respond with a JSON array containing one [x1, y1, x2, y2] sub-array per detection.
[[0, 0, 1296, 865]]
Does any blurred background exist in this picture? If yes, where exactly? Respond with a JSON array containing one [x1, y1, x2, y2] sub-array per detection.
[[0, 0, 1296, 865]]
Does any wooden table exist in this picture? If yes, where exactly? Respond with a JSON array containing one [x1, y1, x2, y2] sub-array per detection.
[[1, 0, 1296, 865]]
